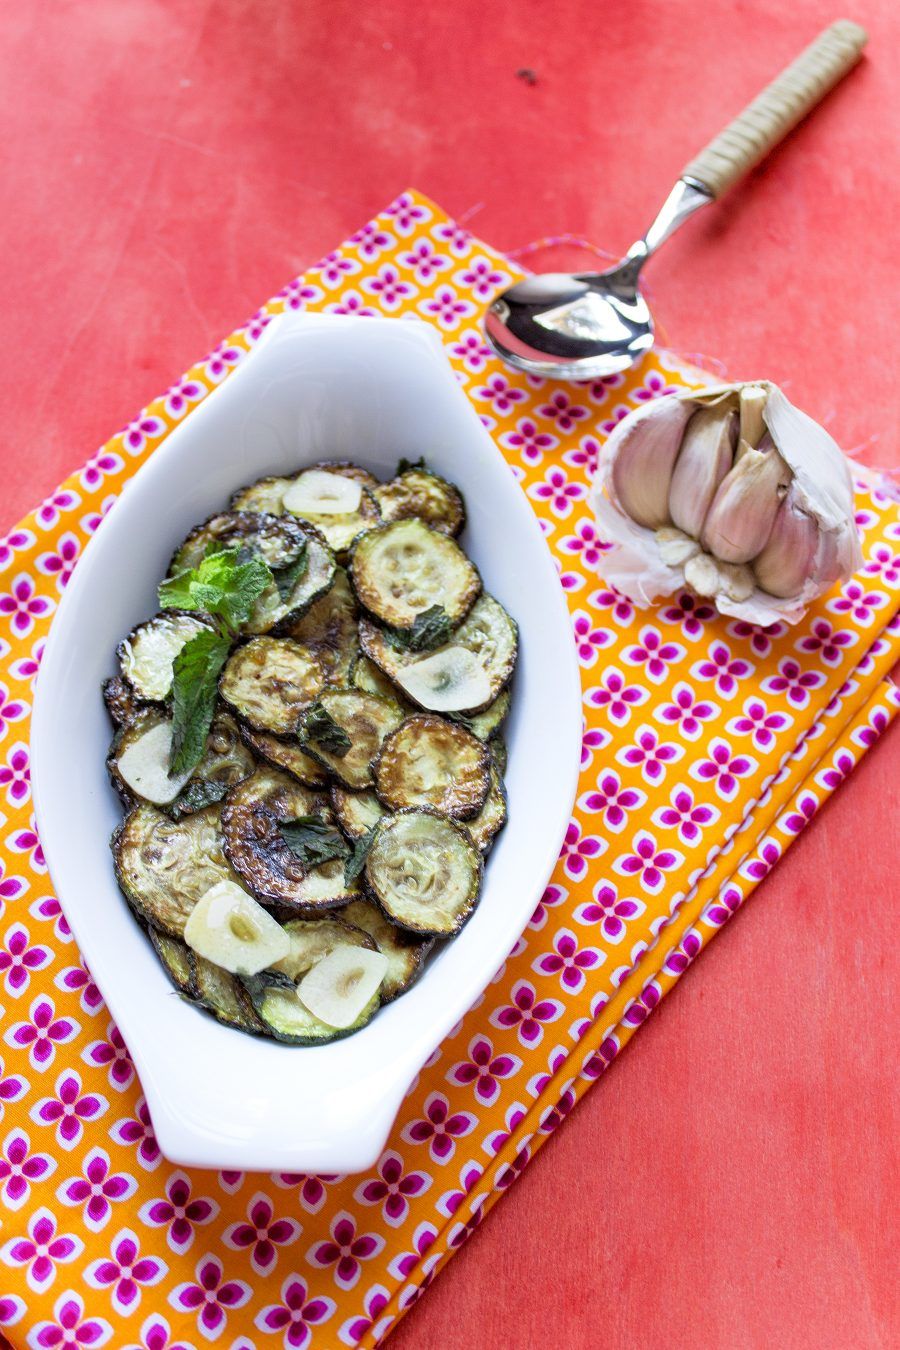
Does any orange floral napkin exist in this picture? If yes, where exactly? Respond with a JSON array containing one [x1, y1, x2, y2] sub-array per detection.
[[0, 190, 897, 1349]]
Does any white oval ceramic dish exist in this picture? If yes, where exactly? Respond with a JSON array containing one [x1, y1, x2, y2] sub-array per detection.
[[31, 313, 582, 1174]]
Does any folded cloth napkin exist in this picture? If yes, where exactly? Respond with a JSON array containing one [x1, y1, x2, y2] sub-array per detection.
[[0, 189, 897, 1349]]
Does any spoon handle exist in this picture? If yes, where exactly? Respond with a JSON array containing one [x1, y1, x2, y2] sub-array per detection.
[[682, 19, 867, 199]]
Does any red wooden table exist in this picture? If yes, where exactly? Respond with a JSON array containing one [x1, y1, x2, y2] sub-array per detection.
[[1, 2, 897, 1346]]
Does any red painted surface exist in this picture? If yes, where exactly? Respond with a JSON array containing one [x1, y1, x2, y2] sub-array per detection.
[[0, 2, 897, 1346]]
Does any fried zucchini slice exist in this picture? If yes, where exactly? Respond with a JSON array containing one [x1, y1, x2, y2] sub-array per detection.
[[453, 689, 511, 741], [464, 759, 508, 853], [244, 974, 379, 1045], [350, 654, 403, 704], [190, 956, 267, 1034], [169, 510, 307, 574], [375, 715, 489, 819], [283, 568, 359, 684], [308, 459, 379, 489], [113, 803, 234, 937], [221, 766, 359, 910], [238, 724, 329, 788], [102, 676, 145, 728], [373, 468, 465, 537], [298, 689, 404, 790], [148, 929, 194, 995], [230, 475, 292, 515], [219, 637, 327, 735], [244, 525, 336, 636], [359, 594, 516, 713], [489, 733, 508, 776], [330, 787, 386, 840], [339, 898, 432, 1002], [107, 708, 191, 809], [366, 809, 482, 937], [272, 917, 375, 981], [118, 612, 214, 702], [350, 519, 480, 633], [169, 710, 256, 817], [233, 466, 381, 556]]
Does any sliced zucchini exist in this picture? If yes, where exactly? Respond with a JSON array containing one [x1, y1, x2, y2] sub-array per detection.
[[219, 637, 327, 734], [108, 708, 193, 807], [359, 594, 516, 713], [239, 724, 329, 788], [148, 929, 194, 995], [297, 945, 388, 1029], [298, 689, 404, 790], [307, 459, 379, 489], [102, 676, 144, 727], [221, 766, 323, 906], [350, 654, 407, 712], [244, 525, 336, 636], [366, 809, 482, 937], [245, 974, 378, 1045], [169, 709, 256, 818], [183, 879, 291, 976], [272, 917, 375, 981], [374, 715, 490, 819], [489, 733, 508, 776], [330, 787, 386, 840], [169, 510, 307, 575], [191, 956, 267, 1035], [351, 519, 480, 633], [289, 485, 381, 556], [283, 568, 359, 684], [373, 468, 465, 537], [118, 612, 214, 702], [340, 898, 432, 1002], [230, 475, 292, 515], [452, 689, 511, 741], [463, 759, 508, 853], [113, 803, 234, 937]]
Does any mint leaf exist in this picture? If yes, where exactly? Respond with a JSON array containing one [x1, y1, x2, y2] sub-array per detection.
[[168, 629, 232, 777], [303, 702, 351, 757], [216, 553, 273, 629], [344, 827, 375, 886], [397, 455, 427, 475], [280, 816, 349, 869], [273, 543, 308, 601], [159, 546, 273, 633], [168, 777, 229, 821], [393, 604, 453, 652]]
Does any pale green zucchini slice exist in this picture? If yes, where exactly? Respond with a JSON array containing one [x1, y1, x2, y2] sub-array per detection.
[[452, 689, 511, 741], [148, 929, 194, 995], [169, 510, 307, 575], [113, 803, 234, 937], [244, 975, 379, 1045], [330, 787, 386, 840], [350, 654, 407, 712], [237, 465, 382, 555], [463, 758, 508, 853], [118, 611, 214, 702], [350, 519, 480, 634], [108, 707, 254, 815], [231, 463, 377, 517], [374, 715, 489, 819], [373, 468, 465, 537], [339, 897, 432, 1001], [190, 955, 267, 1034], [243, 524, 336, 636], [366, 809, 482, 937], [102, 676, 145, 728], [219, 637, 327, 735], [238, 724, 329, 788], [272, 917, 375, 981], [488, 733, 508, 776], [359, 594, 517, 713], [170, 709, 256, 817], [298, 689, 404, 790], [283, 568, 359, 684]]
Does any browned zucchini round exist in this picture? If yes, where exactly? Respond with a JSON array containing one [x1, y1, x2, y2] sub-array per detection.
[[118, 611, 214, 702], [230, 476, 291, 515], [298, 689, 404, 790], [375, 715, 490, 819], [148, 929, 194, 995], [463, 758, 508, 853], [453, 689, 511, 741], [102, 676, 145, 727], [190, 956, 267, 1034], [366, 809, 482, 937], [307, 459, 378, 489], [373, 468, 465, 536], [244, 524, 336, 636], [272, 917, 375, 981], [238, 724, 329, 788], [330, 786, 386, 840], [350, 519, 481, 633], [169, 510, 307, 575], [282, 568, 359, 684], [244, 973, 379, 1045], [339, 897, 432, 1001], [113, 803, 235, 937], [219, 637, 327, 735], [110, 706, 255, 816]]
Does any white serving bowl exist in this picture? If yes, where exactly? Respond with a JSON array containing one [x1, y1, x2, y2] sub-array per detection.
[[31, 314, 581, 1174]]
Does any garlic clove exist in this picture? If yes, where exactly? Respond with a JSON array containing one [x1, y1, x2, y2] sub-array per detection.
[[655, 526, 701, 567], [683, 553, 722, 598], [701, 434, 792, 564], [668, 406, 737, 538], [736, 384, 768, 459], [753, 487, 820, 598], [609, 396, 692, 529], [716, 561, 756, 602]]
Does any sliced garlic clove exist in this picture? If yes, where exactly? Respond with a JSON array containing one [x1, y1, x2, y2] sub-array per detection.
[[283, 470, 363, 517], [296, 944, 388, 1029], [655, 526, 701, 567], [184, 880, 290, 977], [397, 645, 492, 713], [701, 435, 791, 564], [116, 721, 193, 805], [609, 395, 692, 529], [668, 407, 737, 538]]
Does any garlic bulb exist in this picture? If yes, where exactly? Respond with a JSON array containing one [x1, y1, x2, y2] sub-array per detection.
[[591, 382, 862, 626]]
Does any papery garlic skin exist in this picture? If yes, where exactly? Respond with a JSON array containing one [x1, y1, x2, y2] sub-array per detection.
[[591, 380, 863, 626]]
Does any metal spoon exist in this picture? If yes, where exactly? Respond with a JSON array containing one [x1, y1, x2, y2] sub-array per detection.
[[485, 19, 867, 382]]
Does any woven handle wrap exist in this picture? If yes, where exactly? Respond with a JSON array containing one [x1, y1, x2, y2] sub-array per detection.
[[683, 19, 867, 198]]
